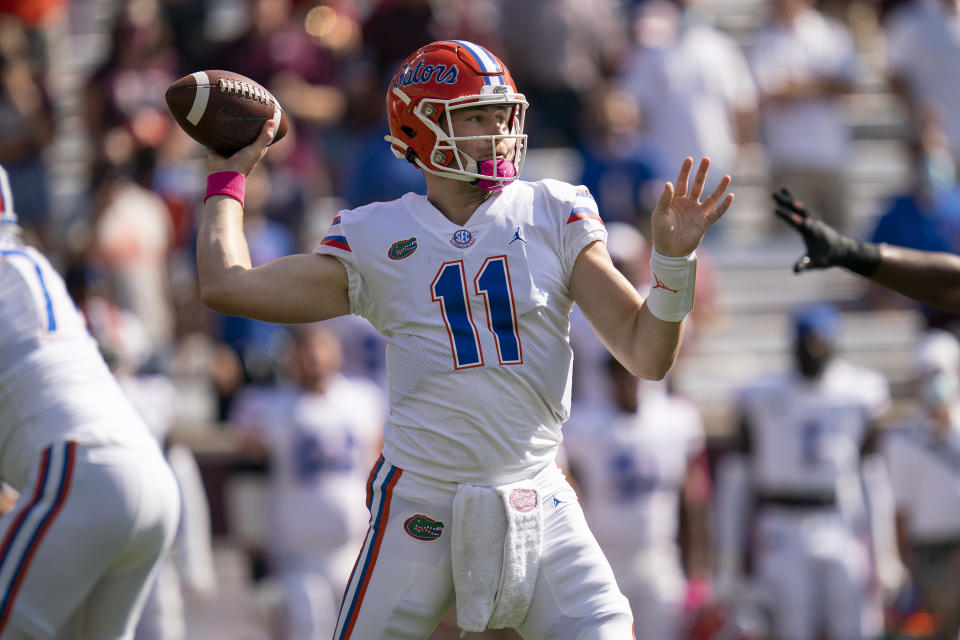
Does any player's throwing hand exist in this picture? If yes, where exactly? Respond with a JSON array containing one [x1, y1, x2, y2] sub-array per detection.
[[206, 117, 279, 177], [651, 157, 734, 257]]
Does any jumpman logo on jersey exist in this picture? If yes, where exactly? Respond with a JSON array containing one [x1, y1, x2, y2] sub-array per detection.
[[651, 273, 678, 294], [509, 226, 527, 245]]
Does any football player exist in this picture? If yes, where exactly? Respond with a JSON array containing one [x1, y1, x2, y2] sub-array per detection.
[[195, 40, 733, 639], [714, 302, 895, 640], [229, 325, 384, 640], [881, 329, 960, 640], [563, 357, 711, 640], [0, 164, 181, 639]]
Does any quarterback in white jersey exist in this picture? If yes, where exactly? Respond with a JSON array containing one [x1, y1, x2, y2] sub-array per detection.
[[230, 326, 384, 640], [563, 359, 709, 640], [715, 302, 893, 640], [0, 165, 180, 639], [195, 40, 733, 639]]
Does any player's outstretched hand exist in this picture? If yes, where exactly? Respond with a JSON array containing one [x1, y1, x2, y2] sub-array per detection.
[[773, 187, 877, 274], [206, 117, 279, 177], [651, 157, 734, 257]]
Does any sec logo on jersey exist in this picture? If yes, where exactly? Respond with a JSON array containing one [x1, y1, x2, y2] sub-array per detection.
[[451, 229, 475, 248]]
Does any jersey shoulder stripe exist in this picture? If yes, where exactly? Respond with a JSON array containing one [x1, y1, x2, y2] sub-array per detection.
[[1, 249, 57, 332], [567, 209, 604, 225], [320, 235, 351, 252]]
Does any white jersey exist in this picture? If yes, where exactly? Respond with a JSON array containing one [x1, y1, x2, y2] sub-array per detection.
[[230, 375, 385, 555], [314, 180, 606, 485], [882, 410, 960, 541], [563, 383, 704, 555], [0, 243, 155, 489], [737, 359, 889, 497]]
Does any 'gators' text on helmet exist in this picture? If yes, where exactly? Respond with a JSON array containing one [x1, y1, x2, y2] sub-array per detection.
[[385, 40, 528, 190]]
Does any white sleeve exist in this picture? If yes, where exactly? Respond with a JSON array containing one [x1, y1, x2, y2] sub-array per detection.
[[561, 185, 608, 283], [312, 211, 375, 319]]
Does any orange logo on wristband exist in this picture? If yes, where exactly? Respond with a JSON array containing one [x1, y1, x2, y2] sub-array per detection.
[[652, 273, 678, 294]]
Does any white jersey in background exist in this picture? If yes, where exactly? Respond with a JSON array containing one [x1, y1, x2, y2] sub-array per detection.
[[0, 241, 179, 639], [882, 412, 960, 543], [729, 358, 891, 640], [230, 375, 384, 640], [231, 375, 385, 556], [314, 179, 606, 485], [564, 382, 704, 555], [737, 359, 889, 501], [0, 244, 156, 486], [563, 382, 704, 640]]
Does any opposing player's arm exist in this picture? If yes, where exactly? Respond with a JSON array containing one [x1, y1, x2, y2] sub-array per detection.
[[774, 188, 960, 312], [871, 244, 960, 313], [196, 118, 351, 323]]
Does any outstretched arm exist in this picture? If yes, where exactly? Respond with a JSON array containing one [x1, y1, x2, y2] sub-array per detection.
[[871, 244, 960, 312], [571, 157, 733, 379], [773, 188, 960, 312], [197, 119, 350, 323]]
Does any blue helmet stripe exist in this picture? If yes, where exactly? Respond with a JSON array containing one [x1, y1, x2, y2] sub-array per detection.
[[451, 40, 504, 85]]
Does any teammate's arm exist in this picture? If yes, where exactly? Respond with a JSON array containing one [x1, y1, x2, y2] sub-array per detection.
[[571, 157, 733, 379], [197, 119, 351, 322], [774, 187, 960, 313]]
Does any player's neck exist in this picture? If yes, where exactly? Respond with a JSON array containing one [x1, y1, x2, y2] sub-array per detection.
[[424, 174, 494, 227]]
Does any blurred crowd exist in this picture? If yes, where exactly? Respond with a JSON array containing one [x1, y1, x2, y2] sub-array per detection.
[[4, 0, 960, 637]]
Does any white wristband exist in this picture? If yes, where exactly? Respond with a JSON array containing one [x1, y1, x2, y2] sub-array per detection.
[[646, 249, 697, 322]]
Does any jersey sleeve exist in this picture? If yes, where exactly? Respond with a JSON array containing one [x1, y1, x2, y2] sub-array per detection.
[[561, 185, 607, 283], [680, 400, 706, 459], [313, 211, 376, 319], [880, 430, 914, 515], [861, 368, 892, 420]]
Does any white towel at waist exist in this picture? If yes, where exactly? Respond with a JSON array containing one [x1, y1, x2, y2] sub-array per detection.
[[452, 478, 543, 633]]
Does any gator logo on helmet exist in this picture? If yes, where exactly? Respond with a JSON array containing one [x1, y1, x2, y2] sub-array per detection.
[[388, 237, 418, 260], [404, 514, 445, 541], [394, 61, 459, 88]]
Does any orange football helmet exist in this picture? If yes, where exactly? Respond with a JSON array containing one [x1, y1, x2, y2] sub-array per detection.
[[385, 40, 528, 189]]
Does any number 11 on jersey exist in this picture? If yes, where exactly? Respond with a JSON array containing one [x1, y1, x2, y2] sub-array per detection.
[[431, 256, 523, 369]]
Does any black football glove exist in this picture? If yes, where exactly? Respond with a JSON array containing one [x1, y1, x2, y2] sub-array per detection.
[[772, 187, 881, 277]]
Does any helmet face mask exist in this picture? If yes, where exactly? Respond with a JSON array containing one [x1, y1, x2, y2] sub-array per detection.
[[385, 41, 528, 189]]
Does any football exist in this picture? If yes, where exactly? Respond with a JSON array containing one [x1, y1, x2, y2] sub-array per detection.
[[165, 70, 290, 156]]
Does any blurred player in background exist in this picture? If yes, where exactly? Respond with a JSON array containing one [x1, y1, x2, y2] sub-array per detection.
[[77, 286, 218, 640], [0, 163, 181, 639], [714, 302, 896, 640], [563, 356, 711, 640], [230, 325, 384, 640], [882, 329, 960, 640], [774, 187, 960, 313], [194, 39, 733, 638]]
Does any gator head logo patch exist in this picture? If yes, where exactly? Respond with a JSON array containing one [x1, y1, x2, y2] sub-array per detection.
[[388, 237, 418, 260], [404, 514, 445, 541]]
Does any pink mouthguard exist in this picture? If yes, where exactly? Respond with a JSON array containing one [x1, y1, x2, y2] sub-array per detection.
[[475, 159, 516, 191]]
